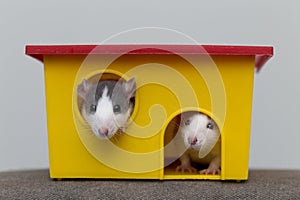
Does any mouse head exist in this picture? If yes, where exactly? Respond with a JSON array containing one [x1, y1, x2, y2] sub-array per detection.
[[179, 112, 220, 158], [77, 77, 136, 139]]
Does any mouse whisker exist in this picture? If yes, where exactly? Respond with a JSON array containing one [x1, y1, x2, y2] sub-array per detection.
[[111, 135, 119, 144]]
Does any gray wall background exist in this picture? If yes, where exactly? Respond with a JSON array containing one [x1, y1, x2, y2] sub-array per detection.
[[0, 0, 299, 171]]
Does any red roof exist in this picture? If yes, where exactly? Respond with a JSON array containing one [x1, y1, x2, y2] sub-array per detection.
[[26, 44, 273, 72]]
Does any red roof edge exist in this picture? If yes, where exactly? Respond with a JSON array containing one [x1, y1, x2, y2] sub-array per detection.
[[25, 44, 273, 72]]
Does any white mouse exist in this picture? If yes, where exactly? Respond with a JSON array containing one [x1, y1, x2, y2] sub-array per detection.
[[176, 112, 221, 175], [77, 77, 136, 139]]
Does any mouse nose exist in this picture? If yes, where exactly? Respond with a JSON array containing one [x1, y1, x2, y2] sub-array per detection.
[[188, 137, 198, 145], [98, 128, 109, 136]]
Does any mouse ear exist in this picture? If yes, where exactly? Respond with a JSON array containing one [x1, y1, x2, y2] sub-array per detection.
[[77, 79, 91, 99], [123, 77, 136, 99]]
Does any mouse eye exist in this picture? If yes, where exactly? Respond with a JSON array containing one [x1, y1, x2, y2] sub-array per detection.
[[90, 104, 97, 113], [184, 119, 191, 126], [113, 104, 121, 113], [207, 122, 214, 130]]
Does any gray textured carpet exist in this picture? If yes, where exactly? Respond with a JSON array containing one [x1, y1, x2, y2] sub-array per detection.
[[0, 169, 299, 199]]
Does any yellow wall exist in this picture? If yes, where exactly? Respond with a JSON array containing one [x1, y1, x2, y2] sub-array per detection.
[[44, 53, 255, 180]]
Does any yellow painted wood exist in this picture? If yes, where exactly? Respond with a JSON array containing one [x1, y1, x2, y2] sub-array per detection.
[[43, 53, 255, 180]]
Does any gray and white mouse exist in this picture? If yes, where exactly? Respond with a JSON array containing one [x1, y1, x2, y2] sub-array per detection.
[[77, 77, 136, 139], [176, 112, 221, 175]]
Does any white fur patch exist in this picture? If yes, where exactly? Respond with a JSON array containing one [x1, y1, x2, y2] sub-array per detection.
[[179, 113, 220, 158], [82, 86, 131, 139]]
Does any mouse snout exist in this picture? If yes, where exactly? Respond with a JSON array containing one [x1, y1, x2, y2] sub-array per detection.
[[188, 136, 198, 146], [98, 127, 109, 136]]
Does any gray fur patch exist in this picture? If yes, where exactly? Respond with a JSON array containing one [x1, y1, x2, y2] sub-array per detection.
[[81, 79, 135, 115]]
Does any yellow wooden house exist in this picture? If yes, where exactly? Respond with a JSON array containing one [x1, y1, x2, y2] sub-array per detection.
[[26, 44, 273, 180]]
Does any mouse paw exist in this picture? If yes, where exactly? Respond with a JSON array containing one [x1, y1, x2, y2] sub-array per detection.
[[176, 165, 197, 173], [199, 168, 221, 175]]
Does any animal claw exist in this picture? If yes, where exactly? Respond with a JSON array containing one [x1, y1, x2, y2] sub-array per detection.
[[176, 165, 197, 173], [199, 168, 221, 175]]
